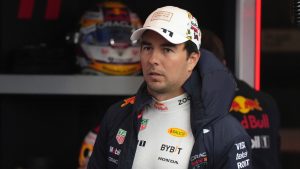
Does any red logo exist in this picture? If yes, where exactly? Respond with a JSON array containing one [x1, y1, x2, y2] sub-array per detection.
[[154, 102, 168, 111], [191, 152, 208, 167], [230, 96, 262, 114], [241, 114, 270, 129], [121, 96, 136, 107], [18, 0, 61, 20]]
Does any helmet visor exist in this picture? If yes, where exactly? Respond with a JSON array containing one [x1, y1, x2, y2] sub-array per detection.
[[81, 26, 136, 47]]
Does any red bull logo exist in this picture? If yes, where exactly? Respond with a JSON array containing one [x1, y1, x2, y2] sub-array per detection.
[[241, 114, 270, 129], [230, 96, 262, 114], [101, 1, 130, 22]]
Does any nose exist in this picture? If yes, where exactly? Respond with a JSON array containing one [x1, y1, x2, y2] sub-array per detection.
[[148, 50, 160, 65]]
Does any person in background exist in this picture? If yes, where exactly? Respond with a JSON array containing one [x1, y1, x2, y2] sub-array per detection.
[[78, 125, 99, 169], [201, 29, 281, 169]]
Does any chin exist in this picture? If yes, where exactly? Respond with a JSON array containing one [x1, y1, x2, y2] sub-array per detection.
[[147, 83, 164, 92]]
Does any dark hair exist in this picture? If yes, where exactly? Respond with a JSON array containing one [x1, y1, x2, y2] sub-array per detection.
[[141, 30, 199, 57], [184, 40, 199, 57], [200, 29, 225, 62]]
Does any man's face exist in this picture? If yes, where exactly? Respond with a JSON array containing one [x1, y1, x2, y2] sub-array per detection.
[[140, 31, 199, 100]]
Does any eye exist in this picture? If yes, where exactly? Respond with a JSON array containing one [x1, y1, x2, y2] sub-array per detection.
[[141, 45, 152, 51], [163, 48, 173, 53]]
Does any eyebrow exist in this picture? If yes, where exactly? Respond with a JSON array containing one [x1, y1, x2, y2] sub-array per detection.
[[141, 40, 151, 46], [141, 40, 176, 48]]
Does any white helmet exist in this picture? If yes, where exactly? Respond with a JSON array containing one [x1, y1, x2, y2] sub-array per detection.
[[76, 1, 142, 75]]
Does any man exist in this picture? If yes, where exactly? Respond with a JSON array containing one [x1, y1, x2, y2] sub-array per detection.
[[88, 6, 252, 169], [201, 29, 281, 169]]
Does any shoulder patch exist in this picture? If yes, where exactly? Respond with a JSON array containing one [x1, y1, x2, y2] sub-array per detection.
[[121, 96, 136, 107]]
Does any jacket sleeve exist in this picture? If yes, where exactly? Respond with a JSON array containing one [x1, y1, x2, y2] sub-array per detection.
[[196, 49, 253, 169], [221, 136, 253, 169], [259, 91, 282, 169], [268, 95, 282, 169], [87, 107, 115, 169]]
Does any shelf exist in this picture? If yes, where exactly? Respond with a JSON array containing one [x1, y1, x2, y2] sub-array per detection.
[[0, 75, 144, 95]]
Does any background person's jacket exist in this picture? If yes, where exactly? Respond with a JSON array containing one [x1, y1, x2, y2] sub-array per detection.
[[88, 49, 253, 169], [230, 79, 281, 169]]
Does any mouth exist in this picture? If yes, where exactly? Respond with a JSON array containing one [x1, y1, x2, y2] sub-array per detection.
[[148, 70, 164, 76], [149, 72, 161, 76], [147, 71, 163, 79]]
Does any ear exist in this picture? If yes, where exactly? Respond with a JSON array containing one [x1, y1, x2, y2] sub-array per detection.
[[187, 52, 200, 72], [223, 59, 227, 66]]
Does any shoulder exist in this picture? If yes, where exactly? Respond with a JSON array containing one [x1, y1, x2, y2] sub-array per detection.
[[107, 96, 137, 112], [214, 114, 250, 139], [211, 115, 251, 154], [255, 90, 278, 106], [210, 115, 252, 167], [101, 96, 137, 126]]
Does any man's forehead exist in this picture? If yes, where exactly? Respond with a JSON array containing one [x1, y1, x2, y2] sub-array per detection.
[[141, 30, 182, 47]]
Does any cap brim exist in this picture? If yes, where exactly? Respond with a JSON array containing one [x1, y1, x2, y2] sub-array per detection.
[[130, 27, 187, 45]]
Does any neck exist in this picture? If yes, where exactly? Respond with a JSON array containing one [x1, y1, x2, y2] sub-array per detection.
[[148, 88, 185, 101]]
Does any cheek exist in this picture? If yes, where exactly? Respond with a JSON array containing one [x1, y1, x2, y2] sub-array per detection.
[[169, 60, 187, 71], [140, 58, 150, 74], [164, 63, 183, 79], [140, 59, 148, 69], [140, 56, 147, 65], [170, 63, 190, 79]]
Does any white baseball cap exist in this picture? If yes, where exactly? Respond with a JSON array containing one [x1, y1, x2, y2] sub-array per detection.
[[130, 6, 201, 49]]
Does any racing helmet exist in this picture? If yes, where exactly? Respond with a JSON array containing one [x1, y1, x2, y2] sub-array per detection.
[[76, 1, 142, 75]]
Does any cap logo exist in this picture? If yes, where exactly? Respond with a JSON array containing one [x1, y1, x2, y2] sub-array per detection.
[[151, 11, 173, 22], [186, 13, 201, 46], [161, 28, 174, 37]]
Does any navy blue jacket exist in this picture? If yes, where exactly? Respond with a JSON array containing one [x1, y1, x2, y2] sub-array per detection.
[[230, 80, 281, 169], [88, 49, 252, 169]]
